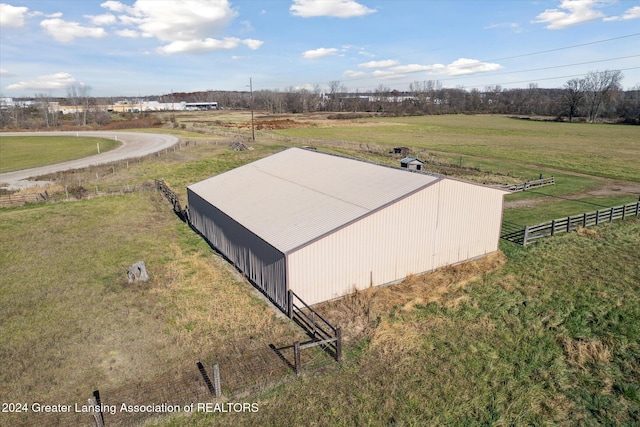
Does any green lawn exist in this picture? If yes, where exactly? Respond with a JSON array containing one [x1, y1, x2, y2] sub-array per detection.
[[503, 195, 639, 225], [0, 121, 638, 426], [0, 135, 120, 172], [157, 218, 640, 426], [274, 115, 640, 182]]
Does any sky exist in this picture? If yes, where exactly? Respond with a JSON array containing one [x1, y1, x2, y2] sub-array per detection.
[[1, 0, 639, 97]]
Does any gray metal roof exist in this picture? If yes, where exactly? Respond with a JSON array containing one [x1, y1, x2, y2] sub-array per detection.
[[188, 147, 441, 253]]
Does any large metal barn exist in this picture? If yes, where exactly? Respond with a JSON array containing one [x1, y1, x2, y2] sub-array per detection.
[[187, 147, 506, 310]]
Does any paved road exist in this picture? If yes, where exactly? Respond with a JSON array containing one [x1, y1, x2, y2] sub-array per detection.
[[0, 131, 179, 190]]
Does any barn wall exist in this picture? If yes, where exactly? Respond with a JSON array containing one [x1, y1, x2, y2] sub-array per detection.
[[286, 184, 441, 305], [431, 179, 504, 267], [187, 189, 288, 310], [287, 179, 504, 306]]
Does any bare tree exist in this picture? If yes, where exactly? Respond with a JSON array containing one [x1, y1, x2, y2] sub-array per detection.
[[561, 78, 585, 122], [617, 84, 640, 124], [582, 70, 623, 123]]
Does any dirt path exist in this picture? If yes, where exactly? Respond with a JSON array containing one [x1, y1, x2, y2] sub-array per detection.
[[504, 179, 640, 209], [0, 131, 179, 190]]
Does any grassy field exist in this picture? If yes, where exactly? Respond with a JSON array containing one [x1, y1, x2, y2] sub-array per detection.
[[0, 189, 304, 426], [1, 114, 639, 426], [273, 115, 640, 182], [0, 136, 120, 172], [156, 218, 640, 426]]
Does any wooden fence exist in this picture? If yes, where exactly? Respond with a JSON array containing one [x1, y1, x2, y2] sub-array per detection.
[[502, 176, 554, 192], [501, 201, 640, 246], [153, 182, 342, 378], [283, 290, 342, 365], [154, 179, 187, 220], [0, 183, 151, 208]]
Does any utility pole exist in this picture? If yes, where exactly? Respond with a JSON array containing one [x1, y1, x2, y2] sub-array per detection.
[[250, 78, 255, 141]]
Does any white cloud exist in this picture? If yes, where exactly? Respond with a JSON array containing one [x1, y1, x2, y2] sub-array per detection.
[[5, 72, 82, 91], [0, 68, 14, 77], [533, 0, 608, 29], [290, 0, 376, 18], [243, 39, 264, 50], [103, 0, 263, 54], [444, 58, 502, 76], [604, 6, 640, 21], [359, 59, 398, 69], [100, 1, 130, 13], [303, 47, 338, 59], [372, 69, 404, 80], [116, 28, 140, 38], [40, 18, 107, 43], [484, 22, 522, 32], [390, 64, 436, 74], [0, 3, 29, 28], [125, 0, 237, 41], [343, 70, 367, 77], [157, 37, 263, 55], [85, 13, 117, 26], [347, 58, 502, 80]]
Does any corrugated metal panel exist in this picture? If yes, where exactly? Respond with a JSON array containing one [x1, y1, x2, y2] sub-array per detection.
[[287, 185, 441, 305], [431, 179, 504, 268], [287, 180, 504, 306], [187, 148, 439, 253], [187, 189, 288, 310]]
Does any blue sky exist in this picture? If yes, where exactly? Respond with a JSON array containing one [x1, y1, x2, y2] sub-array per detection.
[[1, 0, 639, 97]]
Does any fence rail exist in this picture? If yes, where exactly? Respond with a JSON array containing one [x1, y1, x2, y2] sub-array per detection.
[[154, 179, 187, 220], [286, 289, 342, 364], [502, 176, 555, 192], [501, 201, 640, 245], [0, 183, 150, 208]]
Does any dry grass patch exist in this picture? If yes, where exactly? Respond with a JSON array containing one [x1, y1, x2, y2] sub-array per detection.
[[558, 335, 612, 370], [316, 251, 506, 343]]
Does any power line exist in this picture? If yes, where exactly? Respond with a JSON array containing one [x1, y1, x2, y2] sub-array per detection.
[[433, 66, 640, 90], [485, 32, 640, 62], [266, 32, 640, 92], [335, 55, 640, 90]]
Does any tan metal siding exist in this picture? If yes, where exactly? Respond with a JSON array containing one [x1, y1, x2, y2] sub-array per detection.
[[432, 179, 503, 268], [287, 185, 440, 305], [287, 180, 504, 306]]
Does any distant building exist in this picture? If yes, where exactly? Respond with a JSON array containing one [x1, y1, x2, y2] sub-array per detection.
[[400, 157, 424, 171], [392, 146, 410, 156]]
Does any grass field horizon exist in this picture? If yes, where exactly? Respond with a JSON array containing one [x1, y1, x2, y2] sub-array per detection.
[[1, 113, 638, 425]]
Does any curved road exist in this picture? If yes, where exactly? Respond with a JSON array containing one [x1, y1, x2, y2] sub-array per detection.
[[0, 131, 179, 190]]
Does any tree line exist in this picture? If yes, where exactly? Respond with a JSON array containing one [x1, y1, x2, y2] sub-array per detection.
[[1, 70, 638, 129]]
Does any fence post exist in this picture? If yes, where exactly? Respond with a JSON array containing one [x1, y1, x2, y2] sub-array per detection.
[[213, 363, 221, 398], [89, 390, 105, 427], [566, 216, 571, 233], [636, 201, 639, 217], [595, 210, 600, 225], [583, 212, 587, 227], [287, 289, 293, 319], [335, 328, 343, 363], [523, 226, 529, 246], [294, 341, 301, 376], [197, 361, 216, 395], [550, 219, 555, 236]]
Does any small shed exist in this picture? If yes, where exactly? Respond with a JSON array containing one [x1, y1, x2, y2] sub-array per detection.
[[400, 157, 424, 171], [187, 148, 507, 310], [392, 146, 410, 156]]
